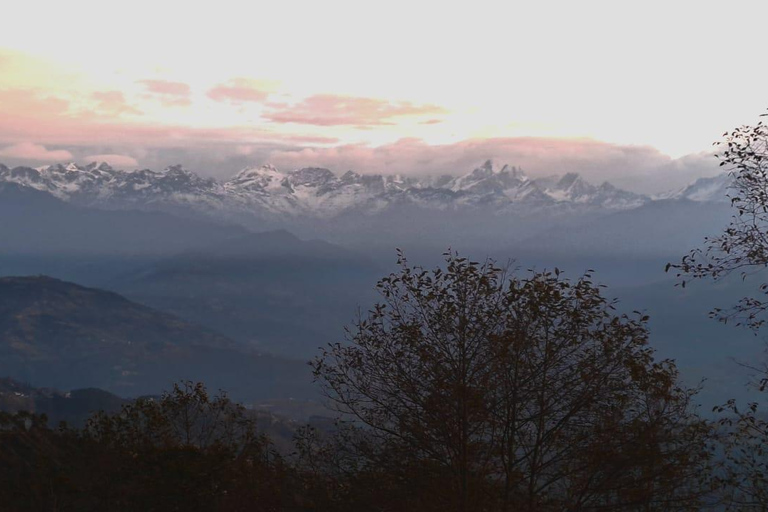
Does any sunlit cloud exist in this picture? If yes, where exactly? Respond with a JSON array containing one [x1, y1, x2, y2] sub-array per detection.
[[265, 137, 721, 193], [0, 88, 338, 148], [207, 78, 275, 104], [83, 154, 139, 168], [266, 137, 664, 176], [0, 89, 71, 119], [264, 94, 448, 127], [0, 142, 73, 161], [92, 91, 142, 116], [2, 0, 764, 191], [138, 79, 192, 107]]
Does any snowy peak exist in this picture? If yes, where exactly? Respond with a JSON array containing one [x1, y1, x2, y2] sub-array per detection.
[[84, 161, 115, 173], [533, 172, 647, 209], [231, 164, 279, 180], [163, 164, 187, 174], [661, 173, 732, 203], [227, 164, 292, 194], [449, 160, 530, 195], [542, 173, 596, 201], [537, 171, 574, 189], [442, 160, 558, 207], [37, 162, 81, 174], [0, 159, 656, 221], [161, 165, 204, 182], [340, 170, 362, 183], [155, 165, 217, 192], [470, 160, 526, 181], [470, 159, 500, 178], [555, 172, 583, 190], [287, 168, 337, 190]]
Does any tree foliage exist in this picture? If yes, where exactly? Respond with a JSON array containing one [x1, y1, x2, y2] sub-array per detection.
[[712, 398, 768, 510], [668, 114, 768, 330], [668, 112, 768, 511], [311, 251, 712, 511], [0, 411, 83, 511], [0, 382, 288, 512]]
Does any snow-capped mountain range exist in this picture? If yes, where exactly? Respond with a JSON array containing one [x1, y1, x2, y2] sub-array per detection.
[[654, 172, 731, 203], [0, 159, 731, 223]]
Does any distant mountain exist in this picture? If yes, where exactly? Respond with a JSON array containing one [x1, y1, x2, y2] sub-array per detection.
[[517, 199, 733, 259], [0, 276, 313, 401], [110, 230, 382, 358], [0, 377, 127, 427], [655, 172, 732, 203], [0, 181, 248, 255], [0, 160, 651, 224], [535, 172, 648, 209]]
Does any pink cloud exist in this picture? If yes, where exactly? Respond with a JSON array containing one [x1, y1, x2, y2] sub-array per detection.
[[0, 89, 338, 148], [0, 142, 73, 161], [0, 89, 718, 192], [92, 91, 141, 116], [83, 154, 139, 168], [0, 89, 71, 119], [207, 78, 271, 104], [268, 137, 639, 175], [264, 94, 447, 126], [138, 79, 192, 107], [264, 137, 720, 193]]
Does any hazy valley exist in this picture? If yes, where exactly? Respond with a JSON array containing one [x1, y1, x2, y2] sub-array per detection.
[[0, 159, 755, 410]]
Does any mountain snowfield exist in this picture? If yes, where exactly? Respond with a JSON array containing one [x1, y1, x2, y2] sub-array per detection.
[[0, 159, 732, 223], [654, 172, 732, 203]]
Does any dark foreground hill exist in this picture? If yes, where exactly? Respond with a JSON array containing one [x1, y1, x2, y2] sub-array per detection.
[[0, 276, 314, 401]]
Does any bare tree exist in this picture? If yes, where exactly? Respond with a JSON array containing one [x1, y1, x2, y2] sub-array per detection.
[[84, 381, 282, 511], [666, 112, 768, 511], [668, 113, 768, 331], [311, 251, 711, 512], [712, 398, 768, 510]]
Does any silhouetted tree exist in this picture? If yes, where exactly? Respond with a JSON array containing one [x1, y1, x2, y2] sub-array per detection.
[[0, 411, 83, 511], [668, 113, 768, 331], [82, 381, 284, 511], [667, 113, 768, 510], [311, 251, 712, 512], [711, 398, 768, 510], [0, 382, 291, 511]]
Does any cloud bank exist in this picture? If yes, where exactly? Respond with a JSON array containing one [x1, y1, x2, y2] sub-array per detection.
[[265, 137, 721, 194], [138, 80, 192, 107], [264, 95, 447, 127], [83, 154, 139, 168], [92, 91, 141, 116], [207, 78, 273, 104], [0, 83, 722, 194], [0, 142, 73, 161]]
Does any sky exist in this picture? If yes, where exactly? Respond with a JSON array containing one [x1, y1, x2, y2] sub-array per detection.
[[1, 0, 767, 193]]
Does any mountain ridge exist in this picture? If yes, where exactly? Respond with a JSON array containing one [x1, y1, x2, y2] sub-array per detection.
[[0, 159, 666, 221], [0, 275, 314, 400]]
